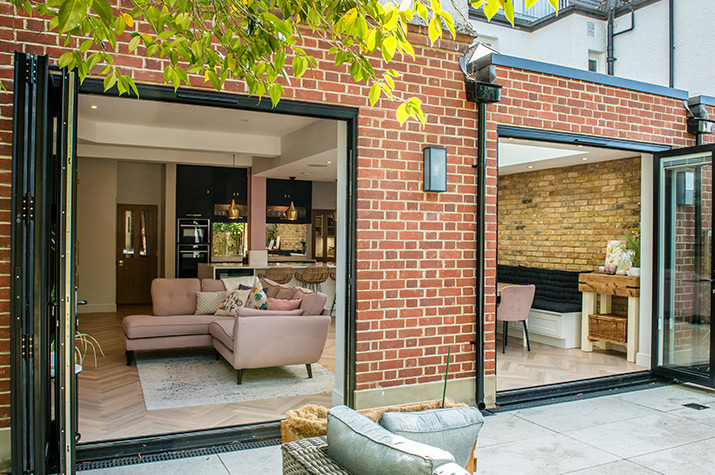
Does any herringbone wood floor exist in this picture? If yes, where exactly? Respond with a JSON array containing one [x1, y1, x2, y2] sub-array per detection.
[[76, 306, 335, 443], [496, 335, 646, 392]]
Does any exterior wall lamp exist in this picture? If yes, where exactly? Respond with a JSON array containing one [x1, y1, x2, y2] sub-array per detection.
[[423, 146, 448, 192]]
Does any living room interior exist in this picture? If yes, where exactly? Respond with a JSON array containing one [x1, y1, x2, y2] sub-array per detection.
[[74, 94, 347, 442], [496, 137, 651, 392]]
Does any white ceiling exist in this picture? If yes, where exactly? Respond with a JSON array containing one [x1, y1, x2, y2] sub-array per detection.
[[77, 94, 339, 181], [498, 138, 640, 174]]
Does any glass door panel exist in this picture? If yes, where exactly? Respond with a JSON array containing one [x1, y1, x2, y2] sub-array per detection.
[[655, 145, 715, 386]]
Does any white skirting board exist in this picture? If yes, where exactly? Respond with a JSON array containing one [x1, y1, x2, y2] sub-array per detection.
[[497, 309, 582, 349]]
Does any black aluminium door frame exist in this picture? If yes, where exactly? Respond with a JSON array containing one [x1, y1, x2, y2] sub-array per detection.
[[11, 53, 79, 475], [76, 80, 359, 422], [494, 125, 671, 405], [652, 143, 715, 388]]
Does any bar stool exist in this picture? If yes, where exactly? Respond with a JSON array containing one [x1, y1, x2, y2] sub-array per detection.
[[329, 270, 337, 315], [258, 266, 294, 284], [295, 266, 330, 292]]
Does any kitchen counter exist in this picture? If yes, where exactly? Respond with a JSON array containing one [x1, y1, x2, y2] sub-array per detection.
[[198, 262, 334, 280]]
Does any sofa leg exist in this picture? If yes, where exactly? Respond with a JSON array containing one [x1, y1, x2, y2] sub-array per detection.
[[125, 350, 134, 366], [306, 364, 313, 379], [215, 350, 220, 361], [237, 369, 243, 385]]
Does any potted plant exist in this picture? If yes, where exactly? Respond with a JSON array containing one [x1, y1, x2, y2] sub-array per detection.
[[625, 227, 641, 277]]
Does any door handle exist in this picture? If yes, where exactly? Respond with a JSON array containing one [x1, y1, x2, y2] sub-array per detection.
[[77, 300, 88, 306], [118, 259, 124, 267]]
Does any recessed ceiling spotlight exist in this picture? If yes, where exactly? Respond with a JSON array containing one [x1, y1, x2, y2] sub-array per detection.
[[527, 165, 534, 169], [582, 157, 588, 161], [577, 144, 584, 148], [301, 172, 312, 176], [308, 163, 328, 168], [90, 105, 98, 109], [327, 161, 332, 164]]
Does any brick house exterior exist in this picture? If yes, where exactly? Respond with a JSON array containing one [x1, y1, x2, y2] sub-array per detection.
[[1, 1, 711, 471]]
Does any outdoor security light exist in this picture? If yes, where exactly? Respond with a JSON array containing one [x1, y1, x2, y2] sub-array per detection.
[[424, 147, 447, 192]]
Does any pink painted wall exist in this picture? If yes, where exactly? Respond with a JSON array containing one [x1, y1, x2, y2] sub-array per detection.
[[249, 175, 267, 250]]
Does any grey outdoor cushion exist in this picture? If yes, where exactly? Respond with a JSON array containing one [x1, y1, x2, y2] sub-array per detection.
[[326, 405, 455, 475], [379, 406, 484, 467]]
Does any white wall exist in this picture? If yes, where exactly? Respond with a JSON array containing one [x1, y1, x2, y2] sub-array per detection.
[[77, 157, 117, 313]]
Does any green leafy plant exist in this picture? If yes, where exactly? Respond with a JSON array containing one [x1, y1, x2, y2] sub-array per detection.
[[624, 227, 641, 268], [51, 331, 105, 367], [10, 0, 557, 124]]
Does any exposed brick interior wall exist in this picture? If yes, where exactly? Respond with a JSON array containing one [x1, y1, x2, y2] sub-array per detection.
[[273, 223, 308, 252], [498, 157, 641, 272]]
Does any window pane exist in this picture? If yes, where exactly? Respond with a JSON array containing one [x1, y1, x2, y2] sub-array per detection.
[[124, 211, 134, 257], [140, 211, 150, 256]]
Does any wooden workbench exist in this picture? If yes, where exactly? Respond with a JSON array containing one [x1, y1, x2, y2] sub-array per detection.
[[578, 273, 640, 362]]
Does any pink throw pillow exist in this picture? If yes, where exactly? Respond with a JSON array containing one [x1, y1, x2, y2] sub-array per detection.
[[267, 298, 302, 311]]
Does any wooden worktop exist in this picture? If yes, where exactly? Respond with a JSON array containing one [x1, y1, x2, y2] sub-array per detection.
[[578, 272, 640, 298]]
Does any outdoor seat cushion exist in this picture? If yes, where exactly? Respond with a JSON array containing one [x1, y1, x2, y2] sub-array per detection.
[[209, 319, 235, 349], [327, 405, 456, 475], [379, 406, 484, 468], [123, 314, 232, 339], [497, 265, 582, 313]]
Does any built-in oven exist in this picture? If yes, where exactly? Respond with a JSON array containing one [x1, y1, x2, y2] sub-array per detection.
[[177, 218, 210, 244], [177, 244, 209, 278]]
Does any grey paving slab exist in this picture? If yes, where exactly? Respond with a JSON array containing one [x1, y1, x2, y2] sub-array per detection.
[[667, 403, 715, 428], [515, 394, 660, 433], [630, 436, 715, 475], [82, 454, 229, 474], [219, 446, 282, 475], [477, 411, 555, 448], [614, 384, 715, 412], [565, 412, 713, 459], [564, 459, 661, 474], [475, 433, 619, 475]]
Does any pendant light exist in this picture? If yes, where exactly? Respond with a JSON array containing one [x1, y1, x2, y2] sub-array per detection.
[[286, 201, 298, 221], [332, 209, 337, 221], [227, 153, 240, 219]]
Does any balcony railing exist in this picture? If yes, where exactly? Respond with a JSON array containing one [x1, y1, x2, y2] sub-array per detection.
[[513, 0, 569, 20]]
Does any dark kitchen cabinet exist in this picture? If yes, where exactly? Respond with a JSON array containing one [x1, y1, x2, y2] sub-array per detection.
[[266, 178, 312, 223], [212, 167, 248, 222], [176, 165, 212, 218]]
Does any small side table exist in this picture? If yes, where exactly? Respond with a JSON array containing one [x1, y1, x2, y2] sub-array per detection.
[[578, 273, 640, 363]]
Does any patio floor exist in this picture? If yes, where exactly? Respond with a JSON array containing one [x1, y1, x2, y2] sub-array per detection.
[[82, 383, 715, 474]]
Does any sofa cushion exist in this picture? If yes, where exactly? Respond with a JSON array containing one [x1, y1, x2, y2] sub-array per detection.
[[201, 279, 226, 292], [247, 282, 269, 310], [295, 287, 328, 316], [215, 289, 252, 316], [267, 298, 302, 311], [124, 314, 232, 339], [236, 307, 304, 317], [259, 277, 280, 299], [379, 407, 484, 468], [152, 278, 201, 316], [221, 276, 259, 291], [327, 405, 455, 475], [209, 319, 235, 349], [195, 291, 228, 315]]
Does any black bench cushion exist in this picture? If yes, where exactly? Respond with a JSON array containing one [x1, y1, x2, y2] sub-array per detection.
[[497, 265, 582, 313]]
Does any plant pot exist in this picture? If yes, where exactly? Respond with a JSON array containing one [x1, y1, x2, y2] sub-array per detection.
[[628, 267, 641, 277]]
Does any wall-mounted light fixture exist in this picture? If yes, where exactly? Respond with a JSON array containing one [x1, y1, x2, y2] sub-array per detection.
[[423, 146, 447, 192]]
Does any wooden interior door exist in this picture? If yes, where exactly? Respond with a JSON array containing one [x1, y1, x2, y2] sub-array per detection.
[[312, 209, 336, 262], [117, 204, 158, 304]]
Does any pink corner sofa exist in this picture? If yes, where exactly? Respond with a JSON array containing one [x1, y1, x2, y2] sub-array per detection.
[[123, 278, 331, 384]]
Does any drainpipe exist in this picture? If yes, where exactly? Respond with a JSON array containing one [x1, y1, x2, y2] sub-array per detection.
[[669, 0, 675, 87], [607, 0, 635, 76], [461, 50, 502, 410]]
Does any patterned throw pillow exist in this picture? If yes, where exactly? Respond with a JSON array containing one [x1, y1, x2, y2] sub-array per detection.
[[195, 291, 228, 315], [247, 283, 269, 310], [215, 289, 252, 316]]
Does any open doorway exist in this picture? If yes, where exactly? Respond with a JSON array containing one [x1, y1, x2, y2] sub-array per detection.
[[74, 93, 350, 442], [496, 136, 651, 392]]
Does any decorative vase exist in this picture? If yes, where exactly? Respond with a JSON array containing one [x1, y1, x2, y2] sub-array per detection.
[[628, 267, 641, 277]]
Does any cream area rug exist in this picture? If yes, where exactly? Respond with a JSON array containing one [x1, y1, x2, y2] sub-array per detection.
[[136, 349, 334, 411]]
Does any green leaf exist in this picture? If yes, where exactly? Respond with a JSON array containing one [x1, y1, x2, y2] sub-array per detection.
[[91, 0, 112, 24], [128, 35, 141, 52], [86, 52, 101, 71], [483, 0, 501, 20], [415, 2, 428, 22], [343, 7, 358, 26], [383, 9, 398, 30], [428, 16, 441, 45], [163, 65, 174, 84], [125, 76, 139, 97], [157, 30, 173, 41], [79, 38, 92, 53], [103, 72, 116, 91], [366, 29, 378, 52], [548, 0, 559, 14], [292, 55, 307, 78], [58, 0, 88, 33], [502, 0, 514, 26], [269, 83, 283, 107], [440, 11, 456, 38], [114, 15, 125, 36], [382, 35, 396, 62], [368, 83, 380, 107], [58, 52, 74, 69], [430, 0, 441, 14], [399, 38, 415, 58], [524, 0, 538, 8], [396, 103, 409, 124], [207, 69, 221, 91]]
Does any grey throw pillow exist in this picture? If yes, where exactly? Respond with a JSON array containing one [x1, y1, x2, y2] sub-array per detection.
[[194, 291, 228, 315], [379, 406, 484, 468]]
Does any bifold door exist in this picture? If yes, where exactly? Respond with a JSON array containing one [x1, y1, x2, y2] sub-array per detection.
[[11, 53, 78, 475], [654, 144, 715, 387]]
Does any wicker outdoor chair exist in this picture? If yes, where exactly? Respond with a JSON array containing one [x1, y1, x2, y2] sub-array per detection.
[[282, 436, 349, 475], [258, 266, 294, 284], [295, 266, 330, 292]]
